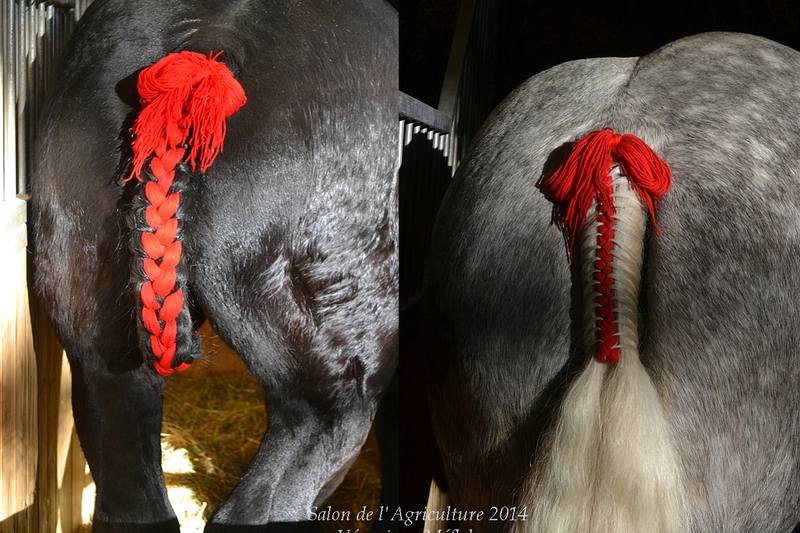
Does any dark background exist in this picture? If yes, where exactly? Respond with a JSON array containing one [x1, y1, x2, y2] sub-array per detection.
[[401, 0, 800, 111]]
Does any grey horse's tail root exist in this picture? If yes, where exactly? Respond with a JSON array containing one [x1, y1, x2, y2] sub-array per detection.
[[514, 128, 686, 533]]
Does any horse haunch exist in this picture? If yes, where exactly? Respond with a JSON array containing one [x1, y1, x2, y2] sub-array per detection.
[[32, 0, 398, 530], [424, 31, 800, 533]]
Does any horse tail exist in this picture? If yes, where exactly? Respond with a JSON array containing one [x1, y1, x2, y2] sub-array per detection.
[[516, 128, 686, 532], [127, 50, 246, 376]]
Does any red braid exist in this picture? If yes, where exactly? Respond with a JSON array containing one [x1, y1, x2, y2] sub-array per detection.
[[128, 51, 246, 376], [540, 128, 671, 364]]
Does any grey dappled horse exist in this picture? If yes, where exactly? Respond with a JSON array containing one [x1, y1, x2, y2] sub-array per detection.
[[425, 32, 800, 533]]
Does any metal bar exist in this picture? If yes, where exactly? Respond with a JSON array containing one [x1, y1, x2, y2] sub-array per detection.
[[437, 0, 476, 118], [400, 92, 451, 134], [4, 0, 17, 203], [16, 1, 27, 197], [0, 3, 6, 205], [438, 0, 498, 172]]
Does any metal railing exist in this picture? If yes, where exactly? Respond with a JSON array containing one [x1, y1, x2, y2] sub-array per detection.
[[398, 0, 498, 310], [1, 0, 91, 202], [437, 0, 497, 171], [399, 94, 452, 309]]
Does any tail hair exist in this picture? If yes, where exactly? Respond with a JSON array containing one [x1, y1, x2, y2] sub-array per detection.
[[516, 129, 686, 532], [127, 51, 246, 376]]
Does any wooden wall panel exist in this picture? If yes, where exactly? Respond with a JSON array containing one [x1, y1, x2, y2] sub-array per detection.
[[0, 200, 37, 522], [28, 300, 86, 533]]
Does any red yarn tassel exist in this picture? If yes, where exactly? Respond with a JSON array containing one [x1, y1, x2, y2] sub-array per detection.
[[129, 51, 246, 376], [541, 128, 671, 257], [129, 51, 247, 181]]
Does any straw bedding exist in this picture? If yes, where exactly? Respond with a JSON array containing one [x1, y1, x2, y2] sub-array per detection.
[[80, 324, 382, 532], [161, 372, 382, 532]]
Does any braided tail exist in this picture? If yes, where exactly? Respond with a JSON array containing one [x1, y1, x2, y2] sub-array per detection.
[[514, 129, 686, 532], [127, 51, 246, 376]]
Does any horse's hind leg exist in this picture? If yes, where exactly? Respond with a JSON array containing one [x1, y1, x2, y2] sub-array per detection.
[[204, 333, 393, 530], [195, 249, 397, 531], [69, 349, 177, 532], [34, 203, 178, 532], [210, 391, 374, 526]]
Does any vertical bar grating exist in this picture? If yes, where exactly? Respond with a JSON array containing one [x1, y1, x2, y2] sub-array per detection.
[[10, 0, 81, 198], [398, 96, 452, 310], [4, 0, 16, 203], [399, 0, 498, 310]]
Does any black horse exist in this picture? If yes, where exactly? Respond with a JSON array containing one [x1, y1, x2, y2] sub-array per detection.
[[32, 1, 397, 531]]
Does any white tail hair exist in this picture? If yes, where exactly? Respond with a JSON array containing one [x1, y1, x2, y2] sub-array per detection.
[[515, 165, 686, 533]]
